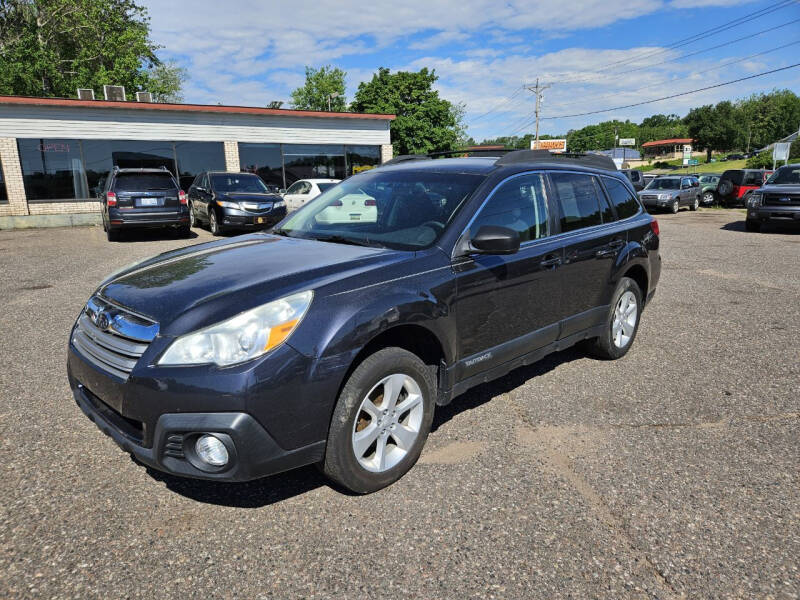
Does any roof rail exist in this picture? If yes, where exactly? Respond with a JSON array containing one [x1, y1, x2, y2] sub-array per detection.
[[495, 150, 617, 171], [381, 154, 431, 166], [428, 148, 513, 158]]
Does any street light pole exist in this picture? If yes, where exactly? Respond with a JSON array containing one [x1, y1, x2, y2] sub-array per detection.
[[526, 78, 551, 148]]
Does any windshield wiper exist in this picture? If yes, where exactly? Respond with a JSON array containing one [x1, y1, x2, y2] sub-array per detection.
[[312, 235, 379, 248]]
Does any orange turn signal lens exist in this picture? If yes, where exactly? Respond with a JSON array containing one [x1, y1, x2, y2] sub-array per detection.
[[265, 319, 299, 351]]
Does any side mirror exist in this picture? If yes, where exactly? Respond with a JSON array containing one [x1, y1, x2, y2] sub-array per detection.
[[470, 226, 520, 255]]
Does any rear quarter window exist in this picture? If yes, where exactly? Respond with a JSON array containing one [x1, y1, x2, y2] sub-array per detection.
[[114, 173, 177, 192], [602, 177, 640, 219], [550, 172, 605, 232]]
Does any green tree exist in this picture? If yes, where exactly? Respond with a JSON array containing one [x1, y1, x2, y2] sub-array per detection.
[[350, 67, 463, 155], [684, 101, 738, 161], [290, 65, 346, 111], [0, 0, 175, 99], [146, 60, 186, 103], [266, 100, 283, 109], [566, 120, 638, 153]]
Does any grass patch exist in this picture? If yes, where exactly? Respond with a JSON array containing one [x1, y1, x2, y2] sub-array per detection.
[[640, 158, 747, 174]]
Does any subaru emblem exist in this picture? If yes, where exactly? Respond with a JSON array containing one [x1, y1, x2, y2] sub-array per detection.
[[96, 312, 110, 330], [779, 197, 790, 203]]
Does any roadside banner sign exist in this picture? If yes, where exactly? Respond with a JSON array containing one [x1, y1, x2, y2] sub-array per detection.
[[619, 138, 635, 146], [531, 138, 567, 153], [773, 142, 791, 161], [688, 159, 699, 165]]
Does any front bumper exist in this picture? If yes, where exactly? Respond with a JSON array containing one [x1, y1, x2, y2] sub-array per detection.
[[67, 339, 330, 482], [749, 205, 800, 222], [221, 206, 286, 229]]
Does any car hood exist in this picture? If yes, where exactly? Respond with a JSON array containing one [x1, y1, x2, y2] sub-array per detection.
[[98, 234, 405, 329], [755, 184, 800, 195]]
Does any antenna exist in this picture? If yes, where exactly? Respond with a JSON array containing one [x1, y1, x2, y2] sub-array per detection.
[[103, 85, 126, 102]]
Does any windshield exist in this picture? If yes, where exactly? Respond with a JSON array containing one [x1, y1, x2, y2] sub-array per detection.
[[212, 174, 269, 193], [274, 169, 486, 250], [317, 182, 338, 193], [766, 165, 800, 185], [645, 178, 679, 190]]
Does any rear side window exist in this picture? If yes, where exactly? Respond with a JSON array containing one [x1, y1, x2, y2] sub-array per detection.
[[721, 170, 744, 185], [743, 171, 762, 185], [469, 173, 549, 242], [602, 177, 640, 219], [550, 172, 606, 232], [113, 173, 177, 192]]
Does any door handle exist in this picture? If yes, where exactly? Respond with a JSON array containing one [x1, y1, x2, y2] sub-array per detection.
[[540, 254, 562, 268], [596, 239, 625, 257]]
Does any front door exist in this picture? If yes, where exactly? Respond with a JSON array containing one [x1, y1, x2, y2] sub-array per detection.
[[550, 171, 627, 338], [284, 181, 312, 211], [452, 172, 562, 380]]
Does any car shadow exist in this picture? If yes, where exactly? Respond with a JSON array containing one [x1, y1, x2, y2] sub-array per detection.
[[144, 345, 586, 507], [114, 228, 200, 242]]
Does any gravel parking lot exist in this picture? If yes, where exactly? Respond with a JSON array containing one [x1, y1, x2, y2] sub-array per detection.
[[1, 210, 798, 599]]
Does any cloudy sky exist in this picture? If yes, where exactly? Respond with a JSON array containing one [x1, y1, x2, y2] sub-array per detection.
[[142, 0, 800, 141]]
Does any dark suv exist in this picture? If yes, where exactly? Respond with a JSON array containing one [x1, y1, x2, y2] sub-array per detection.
[[188, 171, 287, 235], [101, 167, 189, 241], [745, 163, 800, 231], [68, 150, 661, 493]]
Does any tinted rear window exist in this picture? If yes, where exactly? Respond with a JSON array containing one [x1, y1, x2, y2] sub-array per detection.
[[551, 172, 604, 232], [603, 177, 640, 219], [720, 170, 744, 185], [743, 171, 762, 185], [114, 173, 177, 192]]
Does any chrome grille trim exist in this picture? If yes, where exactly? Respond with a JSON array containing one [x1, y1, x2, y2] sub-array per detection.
[[72, 296, 158, 381]]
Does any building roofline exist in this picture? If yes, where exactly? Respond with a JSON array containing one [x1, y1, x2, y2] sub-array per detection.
[[641, 138, 694, 147], [0, 95, 395, 121]]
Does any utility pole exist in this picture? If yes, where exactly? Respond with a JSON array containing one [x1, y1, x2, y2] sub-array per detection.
[[526, 78, 551, 148]]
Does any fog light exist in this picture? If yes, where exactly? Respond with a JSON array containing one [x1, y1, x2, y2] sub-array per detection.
[[195, 434, 229, 467]]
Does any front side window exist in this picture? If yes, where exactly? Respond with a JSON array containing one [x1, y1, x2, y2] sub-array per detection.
[[550, 172, 604, 232], [743, 171, 763, 185], [469, 173, 549, 242], [276, 170, 486, 250], [285, 181, 305, 195], [602, 177, 640, 219], [767, 165, 800, 185]]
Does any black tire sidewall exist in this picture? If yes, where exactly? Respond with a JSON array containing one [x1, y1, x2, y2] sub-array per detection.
[[210, 210, 221, 235], [592, 277, 642, 360], [323, 347, 436, 494]]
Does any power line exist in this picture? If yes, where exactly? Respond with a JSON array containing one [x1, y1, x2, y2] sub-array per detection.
[[548, 0, 797, 80], [470, 86, 525, 123], [554, 16, 800, 86], [539, 62, 800, 120], [554, 39, 800, 111]]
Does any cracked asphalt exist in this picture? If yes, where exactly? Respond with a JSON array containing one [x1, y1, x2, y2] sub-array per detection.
[[0, 209, 798, 599]]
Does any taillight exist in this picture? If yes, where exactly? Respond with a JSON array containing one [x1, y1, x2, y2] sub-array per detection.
[[106, 191, 117, 206], [650, 219, 660, 236], [178, 190, 187, 205], [364, 199, 376, 206]]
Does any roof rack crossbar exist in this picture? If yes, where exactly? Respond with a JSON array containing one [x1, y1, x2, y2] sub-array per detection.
[[495, 150, 617, 170], [428, 148, 514, 158], [381, 154, 431, 166]]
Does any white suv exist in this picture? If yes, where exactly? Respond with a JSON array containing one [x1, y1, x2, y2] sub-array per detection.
[[283, 179, 341, 211]]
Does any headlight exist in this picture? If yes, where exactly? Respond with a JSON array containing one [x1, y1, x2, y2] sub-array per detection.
[[658, 193, 672, 200], [273, 200, 286, 208], [747, 194, 762, 207], [216, 200, 240, 209], [158, 290, 313, 366]]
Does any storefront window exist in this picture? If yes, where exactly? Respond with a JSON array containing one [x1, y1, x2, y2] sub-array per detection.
[[175, 142, 226, 190], [238, 143, 284, 188], [0, 160, 8, 203], [18, 139, 88, 201], [283, 144, 346, 185], [346, 145, 381, 176]]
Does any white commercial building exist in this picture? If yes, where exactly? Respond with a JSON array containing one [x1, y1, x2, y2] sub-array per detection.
[[0, 95, 394, 226]]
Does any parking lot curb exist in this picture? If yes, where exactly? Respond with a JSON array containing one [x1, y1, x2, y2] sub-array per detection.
[[0, 213, 101, 230]]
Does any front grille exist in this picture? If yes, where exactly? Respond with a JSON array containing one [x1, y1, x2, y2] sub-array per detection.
[[763, 194, 800, 206], [79, 384, 145, 444], [71, 296, 158, 381], [239, 201, 273, 212], [640, 194, 659, 201]]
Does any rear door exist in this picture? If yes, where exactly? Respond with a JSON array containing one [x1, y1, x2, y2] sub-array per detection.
[[452, 171, 562, 379], [113, 172, 179, 213], [680, 177, 692, 205], [551, 171, 627, 339]]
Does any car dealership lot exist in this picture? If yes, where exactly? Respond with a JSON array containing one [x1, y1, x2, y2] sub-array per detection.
[[0, 212, 798, 599]]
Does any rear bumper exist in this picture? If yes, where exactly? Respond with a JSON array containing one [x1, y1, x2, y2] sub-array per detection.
[[109, 208, 190, 228]]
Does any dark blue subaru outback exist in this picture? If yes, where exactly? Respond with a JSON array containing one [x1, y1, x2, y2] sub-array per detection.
[[68, 150, 661, 493]]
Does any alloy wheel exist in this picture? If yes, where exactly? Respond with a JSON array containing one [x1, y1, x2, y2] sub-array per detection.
[[210, 210, 219, 235], [612, 291, 638, 349], [703, 192, 714, 204], [671, 200, 679, 214], [351, 373, 424, 473], [189, 205, 196, 228]]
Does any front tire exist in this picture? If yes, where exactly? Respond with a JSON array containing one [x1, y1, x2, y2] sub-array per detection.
[[690, 197, 699, 211], [209, 209, 222, 236], [189, 204, 197, 228], [703, 191, 714, 205], [745, 219, 761, 232], [670, 199, 679, 214], [584, 277, 642, 360], [322, 347, 435, 494]]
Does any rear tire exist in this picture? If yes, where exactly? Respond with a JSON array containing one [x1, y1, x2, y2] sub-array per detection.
[[584, 277, 642, 360], [745, 219, 761, 232], [106, 228, 119, 242], [322, 347, 435, 494], [702, 191, 714, 205], [177, 225, 191, 238]]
